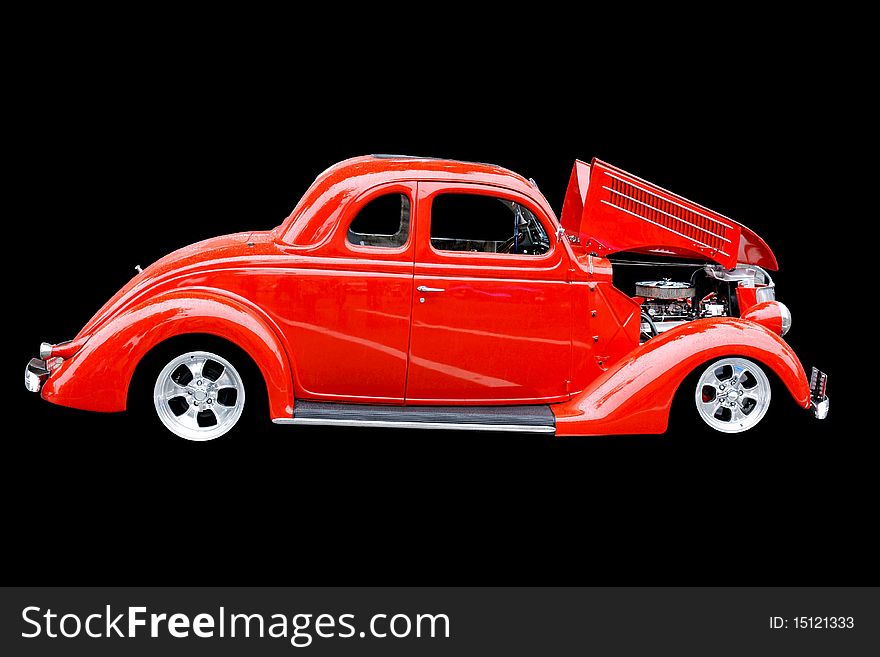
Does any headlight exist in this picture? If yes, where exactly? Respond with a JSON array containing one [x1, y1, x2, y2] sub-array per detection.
[[779, 302, 791, 336], [741, 300, 791, 337]]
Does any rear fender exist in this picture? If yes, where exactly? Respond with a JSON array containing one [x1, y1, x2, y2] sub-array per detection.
[[553, 318, 810, 436], [41, 289, 295, 419]]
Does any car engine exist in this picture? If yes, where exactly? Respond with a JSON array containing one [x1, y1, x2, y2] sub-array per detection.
[[634, 264, 774, 342]]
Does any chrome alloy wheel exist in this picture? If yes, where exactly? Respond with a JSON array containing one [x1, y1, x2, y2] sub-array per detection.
[[153, 351, 245, 440], [694, 357, 771, 433]]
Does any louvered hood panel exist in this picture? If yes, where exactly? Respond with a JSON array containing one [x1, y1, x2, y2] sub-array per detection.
[[560, 159, 777, 270]]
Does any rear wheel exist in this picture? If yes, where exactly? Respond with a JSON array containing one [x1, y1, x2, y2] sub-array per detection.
[[152, 350, 246, 441], [694, 357, 771, 433]]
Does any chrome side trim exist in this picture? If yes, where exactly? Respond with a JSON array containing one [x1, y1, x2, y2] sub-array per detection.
[[271, 418, 555, 433]]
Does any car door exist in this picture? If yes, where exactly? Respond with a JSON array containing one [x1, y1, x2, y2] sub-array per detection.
[[275, 183, 416, 403], [405, 181, 572, 404]]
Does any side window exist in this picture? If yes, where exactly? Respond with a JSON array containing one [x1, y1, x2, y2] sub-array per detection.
[[430, 193, 550, 255], [347, 193, 410, 248]]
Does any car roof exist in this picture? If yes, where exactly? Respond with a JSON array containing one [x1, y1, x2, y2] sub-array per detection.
[[321, 154, 537, 192], [279, 155, 552, 246]]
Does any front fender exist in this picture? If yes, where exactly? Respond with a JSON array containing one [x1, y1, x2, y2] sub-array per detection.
[[553, 318, 810, 436], [42, 289, 295, 419]]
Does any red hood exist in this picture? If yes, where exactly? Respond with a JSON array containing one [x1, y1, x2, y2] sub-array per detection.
[[560, 159, 778, 270], [77, 230, 274, 338]]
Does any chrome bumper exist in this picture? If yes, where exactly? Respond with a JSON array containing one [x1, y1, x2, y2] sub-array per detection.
[[811, 397, 830, 420], [25, 358, 50, 393], [809, 366, 829, 420]]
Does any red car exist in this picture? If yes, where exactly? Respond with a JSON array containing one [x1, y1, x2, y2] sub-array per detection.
[[25, 155, 829, 440]]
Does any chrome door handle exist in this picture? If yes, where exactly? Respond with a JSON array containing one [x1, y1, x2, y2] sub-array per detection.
[[417, 286, 445, 293]]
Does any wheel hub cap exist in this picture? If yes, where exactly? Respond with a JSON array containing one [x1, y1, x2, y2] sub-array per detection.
[[695, 357, 771, 434], [153, 350, 245, 441]]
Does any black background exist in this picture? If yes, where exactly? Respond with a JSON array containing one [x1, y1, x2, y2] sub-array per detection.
[[6, 15, 868, 586]]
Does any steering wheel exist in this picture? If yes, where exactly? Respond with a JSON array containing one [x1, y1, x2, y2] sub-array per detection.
[[498, 208, 550, 255]]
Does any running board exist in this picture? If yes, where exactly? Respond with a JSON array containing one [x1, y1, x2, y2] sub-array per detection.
[[273, 401, 556, 434]]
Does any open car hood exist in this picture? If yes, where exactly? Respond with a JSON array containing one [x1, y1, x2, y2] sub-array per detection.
[[560, 159, 777, 270]]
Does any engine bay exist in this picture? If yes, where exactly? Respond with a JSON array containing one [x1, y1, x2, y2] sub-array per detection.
[[610, 258, 776, 343]]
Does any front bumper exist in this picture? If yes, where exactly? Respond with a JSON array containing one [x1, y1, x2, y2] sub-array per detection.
[[809, 366, 829, 419], [25, 358, 50, 393], [26, 340, 77, 394]]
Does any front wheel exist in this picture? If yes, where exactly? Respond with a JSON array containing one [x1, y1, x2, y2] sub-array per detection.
[[694, 357, 771, 433], [152, 350, 246, 441]]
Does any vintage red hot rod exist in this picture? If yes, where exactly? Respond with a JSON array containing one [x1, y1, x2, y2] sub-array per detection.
[[26, 155, 829, 440]]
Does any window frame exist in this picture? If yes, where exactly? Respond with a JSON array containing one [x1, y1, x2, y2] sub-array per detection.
[[341, 184, 415, 254], [424, 185, 557, 263]]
